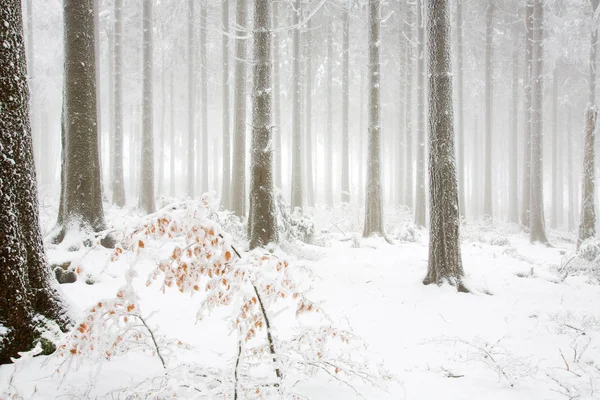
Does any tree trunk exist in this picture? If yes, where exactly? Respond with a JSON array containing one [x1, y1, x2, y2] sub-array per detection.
[[551, 65, 559, 228], [139, 0, 155, 214], [291, 0, 303, 209], [273, 1, 282, 189], [568, 107, 575, 231], [222, 0, 231, 209], [187, 0, 196, 197], [0, 0, 70, 365], [169, 69, 176, 197], [423, 0, 466, 291], [158, 51, 166, 195], [341, 3, 350, 204], [529, 0, 548, 244], [405, 1, 414, 210], [201, 1, 208, 194], [305, 16, 315, 208], [456, 0, 465, 218], [325, 14, 333, 208], [231, 0, 248, 217], [111, 0, 125, 207], [56, 0, 107, 240], [508, 31, 519, 223], [107, 20, 114, 194], [414, 0, 426, 227], [521, 1, 533, 228], [249, 0, 277, 249], [93, 0, 103, 193], [363, 0, 384, 237], [578, 107, 597, 247], [483, 0, 493, 220]]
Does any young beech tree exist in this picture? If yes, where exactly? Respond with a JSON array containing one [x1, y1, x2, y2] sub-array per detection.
[[291, 0, 303, 210], [139, 0, 155, 214], [248, 0, 277, 249], [55, 0, 110, 244], [0, 0, 70, 364], [111, 0, 125, 207], [363, 0, 384, 237], [423, 0, 467, 291]]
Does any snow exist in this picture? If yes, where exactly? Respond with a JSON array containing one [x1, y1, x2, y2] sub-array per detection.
[[2, 202, 600, 399]]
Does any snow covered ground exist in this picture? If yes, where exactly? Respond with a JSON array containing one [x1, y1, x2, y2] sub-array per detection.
[[2, 199, 600, 399]]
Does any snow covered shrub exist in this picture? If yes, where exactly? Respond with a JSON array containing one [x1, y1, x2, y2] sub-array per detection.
[[395, 222, 422, 243], [576, 238, 600, 262], [275, 192, 315, 244], [489, 235, 510, 247]]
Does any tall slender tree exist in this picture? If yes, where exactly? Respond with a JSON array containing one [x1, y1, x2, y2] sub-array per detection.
[[139, 0, 155, 214], [222, 0, 232, 208], [529, 0, 548, 244], [273, 1, 282, 189], [187, 0, 195, 197], [200, 1, 209, 194], [231, 0, 248, 217], [341, 1, 350, 204], [111, 0, 125, 207], [521, 1, 533, 228], [483, 0, 494, 220], [414, 0, 426, 227], [455, 0, 465, 217], [249, 0, 277, 249], [325, 11, 334, 208], [508, 30, 519, 223], [423, 0, 466, 291], [363, 0, 384, 237], [0, 0, 71, 364], [291, 0, 303, 209], [404, 1, 414, 210], [579, 107, 597, 247], [304, 15, 315, 208]]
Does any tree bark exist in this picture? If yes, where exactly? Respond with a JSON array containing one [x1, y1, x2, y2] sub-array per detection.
[[304, 15, 315, 208], [508, 31, 519, 223], [0, 0, 70, 364], [341, 3, 350, 204], [363, 0, 384, 237], [273, 1, 282, 190], [423, 0, 466, 291], [249, 0, 277, 249], [521, 1, 533, 228], [405, 2, 414, 210], [325, 13, 334, 208], [456, 0, 465, 218], [483, 0, 494, 220]]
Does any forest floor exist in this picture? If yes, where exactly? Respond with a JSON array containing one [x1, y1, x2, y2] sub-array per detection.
[[2, 196, 600, 399]]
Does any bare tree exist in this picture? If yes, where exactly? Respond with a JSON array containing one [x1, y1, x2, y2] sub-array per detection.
[[551, 65, 560, 228], [529, 0, 548, 244], [291, 0, 303, 209], [363, 0, 384, 237], [273, 1, 282, 189], [0, 0, 70, 364], [139, 0, 155, 214], [325, 10, 334, 208], [404, 1, 414, 210], [414, 0, 426, 227], [200, 1, 209, 194], [578, 107, 597, 247], [304, 15, 315, 208], [231, 0, 248, 217], [111, 0, 125, 207], [249, 0, 277, 249], [567, 107, 575, 231], [423, 0, 466, 292]]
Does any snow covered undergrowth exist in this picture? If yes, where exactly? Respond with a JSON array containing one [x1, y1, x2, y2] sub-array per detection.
[[2, 200, 600, 399]]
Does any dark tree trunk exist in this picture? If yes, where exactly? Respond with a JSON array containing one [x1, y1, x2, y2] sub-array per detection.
[[0, 0, 70, 364], [56, 0, 108, 240], [423, 0, 466, 291], [456, 0, 465, 218], [249, 0, 276, 249], [363, 0, 384, 237]]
